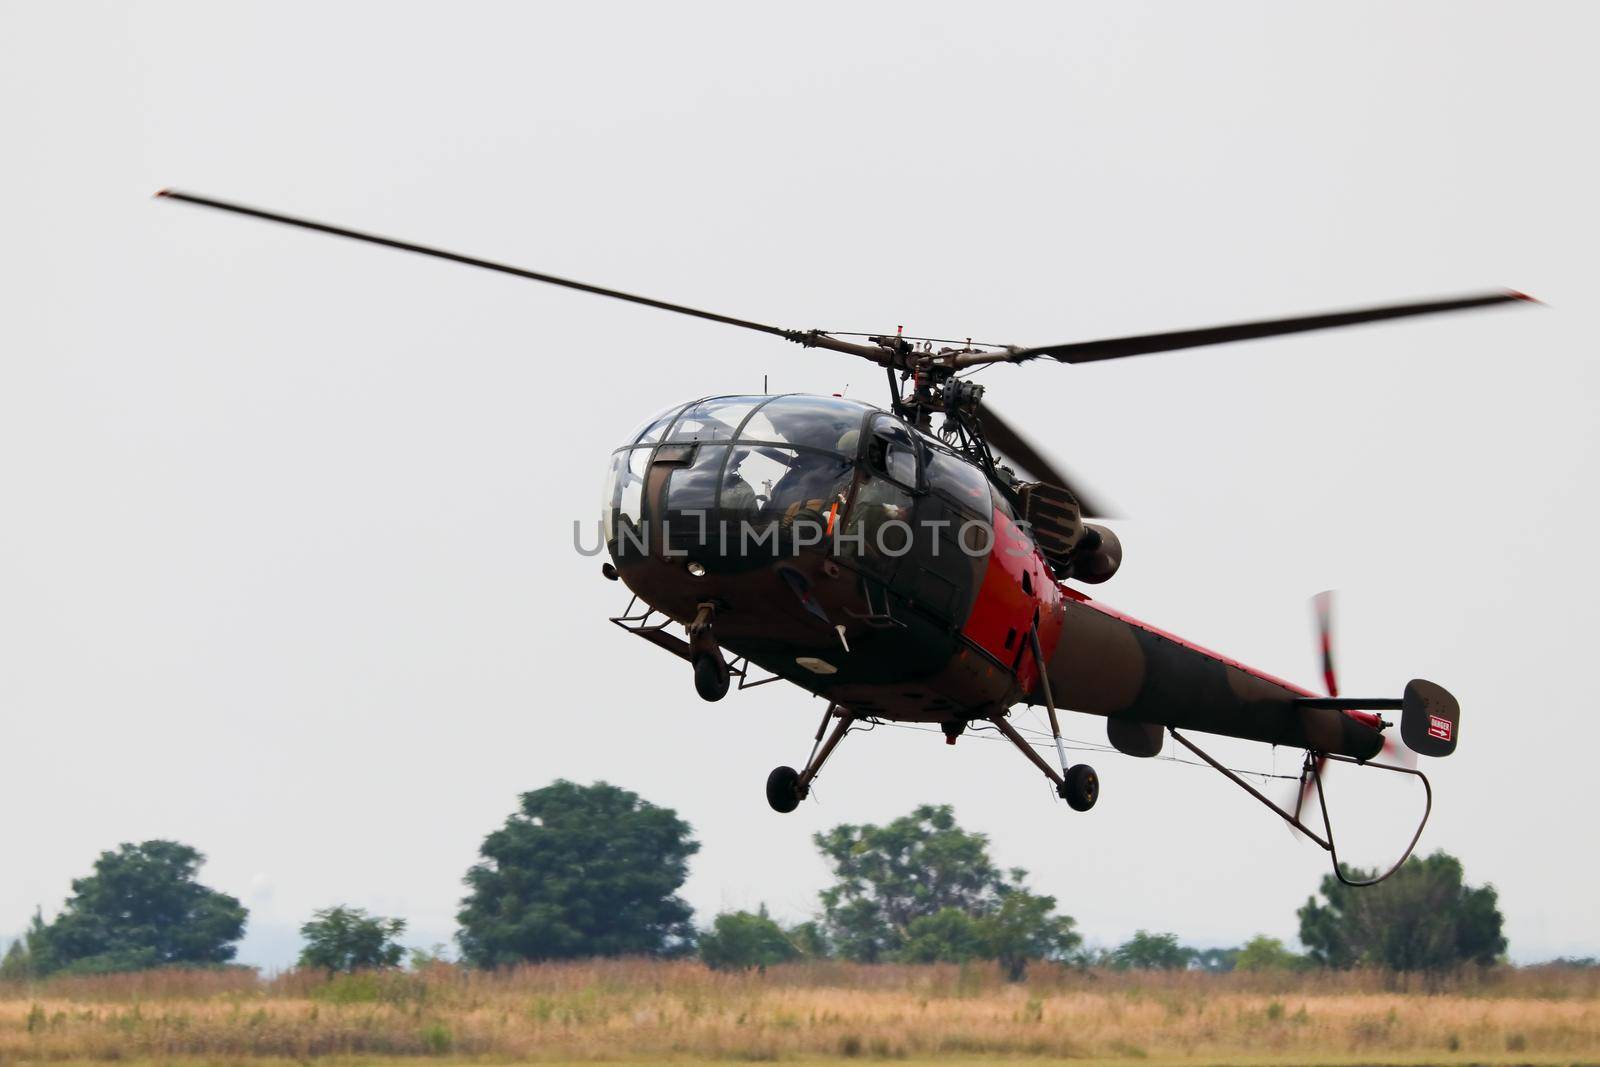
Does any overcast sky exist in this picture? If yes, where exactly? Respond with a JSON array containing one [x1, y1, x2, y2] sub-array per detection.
[[2, 2, 1596, 968]]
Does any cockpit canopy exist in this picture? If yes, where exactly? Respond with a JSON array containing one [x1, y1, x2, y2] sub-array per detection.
[[603, 394, 1006, 564], [627, 394, 876, 453], [606, 395, 876, 539]]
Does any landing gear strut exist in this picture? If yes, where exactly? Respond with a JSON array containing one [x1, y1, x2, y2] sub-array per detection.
[[991, 714, 1099, 811], [988, 623, 1100, 811], [688, 602, 729, 702], [767, 703, 855, 813]]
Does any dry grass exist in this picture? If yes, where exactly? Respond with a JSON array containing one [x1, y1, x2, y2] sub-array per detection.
[[2, 961, 1598, 1064]]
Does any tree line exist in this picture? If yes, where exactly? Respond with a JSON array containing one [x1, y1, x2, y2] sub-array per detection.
[[1, 780, 1507, 981]]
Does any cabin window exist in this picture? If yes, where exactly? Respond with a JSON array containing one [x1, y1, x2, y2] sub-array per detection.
[[989, 482, 1016, 521], [740, 395, 872, 454], [665, 397, 760, 443], [619, 447, 650, 524], [723, 445, 852, 526], [924, 443, 992, 515], [604, 447, 653, 550], [602, 451, 626, 534], [627, 402, 689, 446], [839, 474, 913, 568], [867, 415, 919, 489], [663, 445, 728, 516], [604, 448, 652, 526]]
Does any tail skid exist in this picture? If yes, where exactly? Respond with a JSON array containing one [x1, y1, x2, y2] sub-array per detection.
[[1208, 592, 1459, 886]]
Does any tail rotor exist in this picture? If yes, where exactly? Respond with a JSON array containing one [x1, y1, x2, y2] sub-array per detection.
[[1290, 592, 1415, 826]]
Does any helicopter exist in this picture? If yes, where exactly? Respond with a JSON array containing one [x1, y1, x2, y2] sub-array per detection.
[[157, 189, 1534, 885]]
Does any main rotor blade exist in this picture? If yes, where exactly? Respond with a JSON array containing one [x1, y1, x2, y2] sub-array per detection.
[[978, 403, 1114, 518], [999, 290, 1537, 365], [155, 189, 799, 341]]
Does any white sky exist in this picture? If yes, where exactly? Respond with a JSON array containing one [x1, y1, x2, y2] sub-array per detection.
[[2, 2, 1596, 968]]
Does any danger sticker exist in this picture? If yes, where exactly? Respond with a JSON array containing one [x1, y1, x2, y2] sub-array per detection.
[[1428, 715, 1453, 742]]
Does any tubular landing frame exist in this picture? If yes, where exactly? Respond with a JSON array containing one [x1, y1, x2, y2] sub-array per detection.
[[1167, 728, 1433, 887]]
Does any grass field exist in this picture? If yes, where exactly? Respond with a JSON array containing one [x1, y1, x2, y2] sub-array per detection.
[[3, 961, 1598, 1065]]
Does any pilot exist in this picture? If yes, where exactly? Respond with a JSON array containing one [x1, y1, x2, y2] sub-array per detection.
[[721, 456, 760, 514], [768, 428, 859, 532]]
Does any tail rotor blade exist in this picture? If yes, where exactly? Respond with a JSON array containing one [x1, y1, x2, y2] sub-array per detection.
[[1379, 727, 1418, 769], [1288, 592, 1339, 831], [1289, 753, 1326, 828], [1313, 590, 1339, 698]]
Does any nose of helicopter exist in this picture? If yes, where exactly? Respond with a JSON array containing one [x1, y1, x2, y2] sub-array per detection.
[[603, 393, 869, 558], [599, 393, 871, 629]]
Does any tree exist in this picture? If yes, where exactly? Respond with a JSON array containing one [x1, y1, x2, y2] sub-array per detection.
[[785, 920, 832, 959], [1234, 935, 1306, 972], [814, 805, 1079, 979], [1297, 850, 1505, 972], [1110, 930, 1193, 970], [698, 906, 799, 971], [299, 906, 406, 972], [456, 780, 699, 966], [900, 908, 988, 963], [0, 939, 28, 981], [16, 909, 54, 978], [1, 913, 52, 982], [981, 887, 1082, 981], [408, 943, 455, 969], [814, 805, 1007, 961], [31, 841, 245, 975]]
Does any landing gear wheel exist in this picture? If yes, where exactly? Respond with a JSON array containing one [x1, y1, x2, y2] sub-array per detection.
[[766, 765, 803, 813], [1060, 764, 1099, 812], [693, 652, 729, 702]]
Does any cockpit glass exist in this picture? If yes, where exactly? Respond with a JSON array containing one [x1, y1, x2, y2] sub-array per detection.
[[663, 445, 729, 516], [609, 396, 881, 559], [739, 395, 871, 454], [924, 443, 992, 514], [723, 446, 791, 510], [723, 445, 853, 525], [867, 414, 919, 489], [602, 447, 652, 540], [619, 447, 649, 524], [628, 402, 688, 446], [665, 397, 761, 444], [602, 451, 624, 531]]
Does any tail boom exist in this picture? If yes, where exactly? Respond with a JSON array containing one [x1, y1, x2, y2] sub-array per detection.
[[1034, 591, 1384, 759]]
